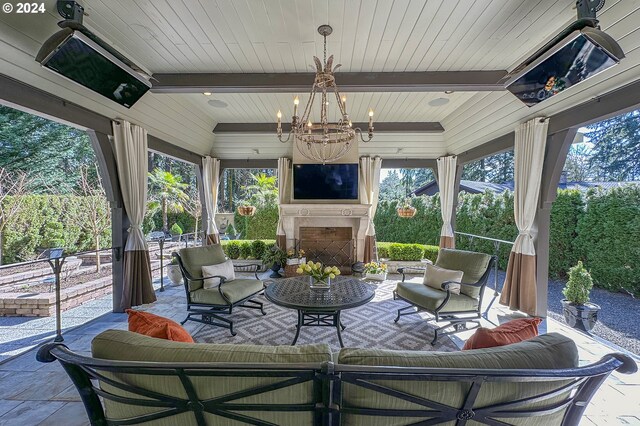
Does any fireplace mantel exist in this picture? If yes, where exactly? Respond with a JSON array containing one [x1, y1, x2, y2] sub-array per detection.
[[280, 203, 372, 262]]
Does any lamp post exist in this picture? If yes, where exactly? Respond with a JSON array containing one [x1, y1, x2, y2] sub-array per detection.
[[148, 231, 171, 292], [45, 248, 65, 342]]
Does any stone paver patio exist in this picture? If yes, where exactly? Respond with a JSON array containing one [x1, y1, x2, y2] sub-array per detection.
[[0, 273, 638, 425]]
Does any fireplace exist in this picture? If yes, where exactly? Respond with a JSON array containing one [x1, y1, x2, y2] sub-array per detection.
[[298, 227, 354, 274], [279, 203, 371, 263]]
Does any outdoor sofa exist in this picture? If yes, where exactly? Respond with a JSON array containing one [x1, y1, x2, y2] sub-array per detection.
[[37, 329, 637, 425]]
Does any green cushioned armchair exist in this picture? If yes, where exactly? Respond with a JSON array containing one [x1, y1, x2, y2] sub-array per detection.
[[173, 244, 266, 336], [394, 248, 496, 344]]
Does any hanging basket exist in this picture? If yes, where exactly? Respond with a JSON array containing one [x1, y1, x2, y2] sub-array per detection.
[[237, 205, 256, 216], [396, 206, 417, 218]]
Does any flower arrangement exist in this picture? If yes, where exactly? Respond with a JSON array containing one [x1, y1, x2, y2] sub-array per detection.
[[296, 261, 341, 284], [363, 262, 387, 275], [286, 249, 306, 265]]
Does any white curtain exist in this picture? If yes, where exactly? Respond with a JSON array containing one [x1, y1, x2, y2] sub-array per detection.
[[202, 156, 220, 242], [359, 156, 382, 236], [500, 117, 549, 315], [436, 155, 457, 248], [112, 121, 148, 252], [276, 157, 291, 248]]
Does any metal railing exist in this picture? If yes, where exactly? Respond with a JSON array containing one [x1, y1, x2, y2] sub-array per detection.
[[454, 232, 514, 296]]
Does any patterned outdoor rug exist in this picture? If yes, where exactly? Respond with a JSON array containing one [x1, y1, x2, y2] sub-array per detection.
[[192, 278, 459, 352]]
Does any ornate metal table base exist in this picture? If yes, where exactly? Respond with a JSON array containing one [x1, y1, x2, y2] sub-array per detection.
[[293, 310, 347, 347]]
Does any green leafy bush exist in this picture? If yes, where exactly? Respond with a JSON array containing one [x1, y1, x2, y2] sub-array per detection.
[[42, 221, 65, 248], [376, 242, 391, 259], [234, 204, 278, 239], [251, 239, 267, 260], [563, 261, 593, 304], [423, 245, 439, 263], [225, 240, 241, 259], [239, 241, 252, 259], [387, 243, 425, 261], [170, 223, 183, 236]]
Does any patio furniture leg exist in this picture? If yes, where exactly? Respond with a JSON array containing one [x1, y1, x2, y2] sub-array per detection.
[[336, 311, 345, 348], [240, 299, 266, 315], [394, 305, 418, 323], [292, 310, 303, 345], [182, 311, 236, 336], [431, 319, 481, 345]]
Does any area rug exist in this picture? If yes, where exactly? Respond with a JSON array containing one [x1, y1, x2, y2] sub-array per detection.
[[192, 278, 459, 352]]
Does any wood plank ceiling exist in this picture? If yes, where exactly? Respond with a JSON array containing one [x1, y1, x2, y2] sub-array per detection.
[[0, 0, 638, 160]]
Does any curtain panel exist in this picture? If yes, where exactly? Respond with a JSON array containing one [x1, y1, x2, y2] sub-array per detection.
[[276, 157, 291, 249], [359, 156, 382, 263], [112, 120, 156, 309], [436, 155, 457, 249], [500, 117, 549, 316], [202, 156, 221, 244]]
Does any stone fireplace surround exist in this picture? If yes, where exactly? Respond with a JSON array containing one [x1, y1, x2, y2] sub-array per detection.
[[280, 203, 372, 262]]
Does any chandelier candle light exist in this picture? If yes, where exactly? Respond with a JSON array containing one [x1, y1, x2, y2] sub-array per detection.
[[276, 25, 374, 164]]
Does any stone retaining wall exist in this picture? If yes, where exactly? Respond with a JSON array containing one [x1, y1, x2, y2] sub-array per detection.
[[0, 258, 82, 286], [0, 276, 112, 317]]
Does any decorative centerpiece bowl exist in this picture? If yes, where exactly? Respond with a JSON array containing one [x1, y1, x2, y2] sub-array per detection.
[[363, 261, 388, 281], [297, 261, 340, 289]]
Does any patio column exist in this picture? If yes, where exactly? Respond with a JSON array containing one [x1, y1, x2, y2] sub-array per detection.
[[359, 156, 382, 263], [276, 157, 291, 249], [436, 155, 457, 249], [112, 120, 156, 309], [202, 156, 221, 244], [500, 117, 549, 316]]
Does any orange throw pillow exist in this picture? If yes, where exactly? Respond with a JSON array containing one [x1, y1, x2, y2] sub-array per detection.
[[462, 317, 542, 350], [126, 309, 194, 343]]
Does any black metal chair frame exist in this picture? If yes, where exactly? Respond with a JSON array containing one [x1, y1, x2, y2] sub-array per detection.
[[173, 252, 266, 336], [37, 342, 637, 426], [394, 255, 497, 345]]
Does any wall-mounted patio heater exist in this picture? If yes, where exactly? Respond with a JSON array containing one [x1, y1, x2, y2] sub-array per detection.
[[36, 1, 151, 108], [504, 0, 624, 107]]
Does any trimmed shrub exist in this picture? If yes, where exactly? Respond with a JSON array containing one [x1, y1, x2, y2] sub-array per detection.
[[387, 243, 426, 261], [376, 242, 391, 259], [234, 204, 278, 240], [170, 223, 183, 236], [423, 245, 439, 263], [251, 239, 267, 260], [549, 190, 583, 278], [239, 241, 252, 259], [225, 240, 241, 259]]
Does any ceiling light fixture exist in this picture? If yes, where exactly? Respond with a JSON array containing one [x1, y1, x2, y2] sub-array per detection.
[[207, 99, 228, 108], [276, 24, 374, 164], [428, 97, 450, 107], [203, 92, 212, 96]]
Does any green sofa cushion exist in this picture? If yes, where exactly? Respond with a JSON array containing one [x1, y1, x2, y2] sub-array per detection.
[[92, 329, 332, 425], [435, 248, 492, 298], [190, 278, 264, 305], [337, 333, 578, 426], [178, 244, 227, 291], [395, 280, 478, 313]]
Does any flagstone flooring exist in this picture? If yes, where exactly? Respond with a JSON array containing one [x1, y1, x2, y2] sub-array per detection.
[[0, 273, 638, 425]]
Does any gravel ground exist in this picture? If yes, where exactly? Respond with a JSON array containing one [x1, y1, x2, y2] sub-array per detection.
[[492, 270, 640, 355]]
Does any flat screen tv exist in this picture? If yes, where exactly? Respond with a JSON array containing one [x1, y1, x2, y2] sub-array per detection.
[[294, 164, 359, 200], [506, 29, 621, 107], [37, 30, 150, 108]]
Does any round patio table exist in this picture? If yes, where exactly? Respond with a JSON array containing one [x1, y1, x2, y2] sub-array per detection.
[[264, 275, 375, 347]]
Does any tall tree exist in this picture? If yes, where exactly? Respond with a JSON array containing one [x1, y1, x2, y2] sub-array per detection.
[[379, 170, 404, 201], [0, 168, 30, 265], [148, 169, 188, 232], [563, 143, 597, 182], [462, 151, 514, 183], [0, 105, 97, 193], [586, 110, 640, 181], [183, 186, 202, 240]]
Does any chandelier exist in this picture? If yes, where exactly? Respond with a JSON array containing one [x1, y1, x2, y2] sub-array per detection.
[[276, 25, 374, 164]]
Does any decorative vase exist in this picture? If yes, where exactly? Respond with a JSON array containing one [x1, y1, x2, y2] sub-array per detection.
[[309, 275, 331, 290], [365, 272, 387, 281], [561, 300, 600, 332], [166, 265, 183, 286], [269, 263, 282, 278], [286, 258, 300, 265], [397, 206, 416, 218]]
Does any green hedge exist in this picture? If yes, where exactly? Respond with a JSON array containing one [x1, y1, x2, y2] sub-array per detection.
[[377, 242, 439, 262], [1, 195, 111, 263], [220, 239, 276, 260], [234, 204, 279, 240]]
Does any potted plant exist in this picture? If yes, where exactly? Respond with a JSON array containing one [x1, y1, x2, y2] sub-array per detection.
[[262, 245, 287, 278], [396, 198, 416, 218], [296, 261, 340, 289], [286, 249, 306, 265], [561, 261, 600, 332], [167, 254, 183, 286], [363, 261, 388, 281], [237, 205, 256, 216]]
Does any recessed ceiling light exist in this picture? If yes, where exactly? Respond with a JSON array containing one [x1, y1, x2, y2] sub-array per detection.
[[203, 92, 212, 96], [208, 99, 228, 108], [428, 97, 450, 107]]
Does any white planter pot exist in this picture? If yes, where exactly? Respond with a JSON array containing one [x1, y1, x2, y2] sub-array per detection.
[[286, 257, 306, 265], [166, 265, 183, 286], [365, 272, 387, 281]]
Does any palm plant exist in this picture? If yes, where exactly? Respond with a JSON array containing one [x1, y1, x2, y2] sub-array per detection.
[[148, 168, 188, 232], [242, 173, 278, 207]]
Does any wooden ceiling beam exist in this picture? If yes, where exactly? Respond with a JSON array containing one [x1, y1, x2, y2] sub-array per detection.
[[151, 71, 508, 94], [213, 122, 444, 133]]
